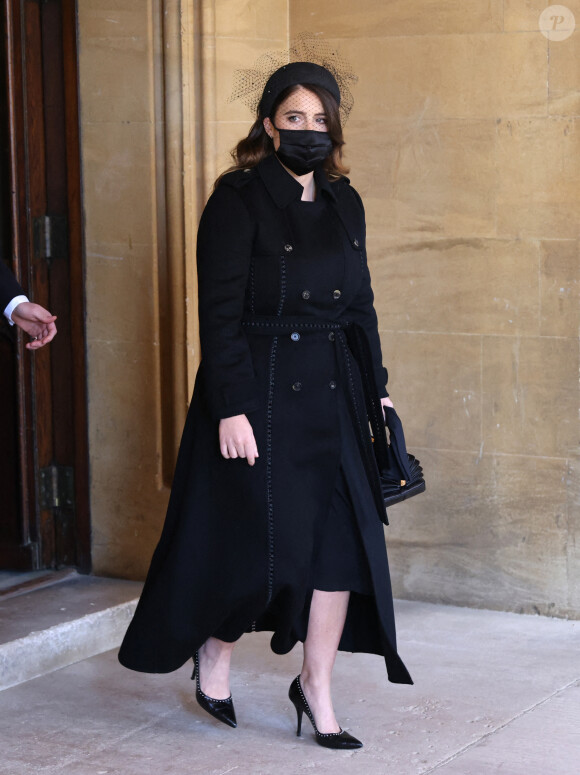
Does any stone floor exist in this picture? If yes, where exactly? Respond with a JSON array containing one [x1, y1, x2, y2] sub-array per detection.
[[1, 598, 578, 774]]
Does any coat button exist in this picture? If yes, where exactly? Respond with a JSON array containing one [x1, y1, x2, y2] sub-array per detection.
[[301, 290, 311, 300], [329, 380, 337, 390], [291, 332, 300, 341], [284, 244, 293, 252], [353, 238, 360, 248], [292, 381, 302, 391], [333, 289, 342, 300], [328, 331, 335, 341]]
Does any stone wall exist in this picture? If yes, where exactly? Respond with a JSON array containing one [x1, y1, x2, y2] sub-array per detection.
[[78, 1, 579, 617], [77, 1, 289, 578], [78, 0, 168, 577], [288, 1, 579, 616]]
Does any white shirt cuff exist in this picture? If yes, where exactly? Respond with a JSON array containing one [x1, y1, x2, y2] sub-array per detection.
[[4, 295, 29, 325]]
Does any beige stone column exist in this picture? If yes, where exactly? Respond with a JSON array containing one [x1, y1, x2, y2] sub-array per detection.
[[157, 0, 200, 481], [78, 0, 169, 577], [79, 0, 289, 578]]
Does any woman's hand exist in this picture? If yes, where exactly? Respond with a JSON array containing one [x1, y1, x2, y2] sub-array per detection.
[[380, 396, 394, 414], [219, 414, 259, 466]]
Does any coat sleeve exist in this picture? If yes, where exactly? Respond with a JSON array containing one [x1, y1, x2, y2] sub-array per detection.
[[344, 187, 389, 398], [196, 181, 259, 419], [0, 259, 25, 315]]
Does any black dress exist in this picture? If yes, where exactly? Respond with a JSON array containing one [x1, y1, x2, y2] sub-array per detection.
[[118, 155, 413, 686]]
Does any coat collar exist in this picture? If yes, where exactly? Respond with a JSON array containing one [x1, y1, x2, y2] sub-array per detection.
[[257, 153, 338, 209]]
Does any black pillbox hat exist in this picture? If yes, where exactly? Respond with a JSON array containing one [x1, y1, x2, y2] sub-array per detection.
[[259, 62, 341, 117]]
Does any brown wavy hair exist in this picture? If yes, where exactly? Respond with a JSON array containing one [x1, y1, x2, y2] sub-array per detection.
[[215, 84, 348, 188]]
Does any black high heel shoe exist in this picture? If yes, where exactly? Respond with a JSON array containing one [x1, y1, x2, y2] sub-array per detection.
[[191, 651, 237, 728], [288, 675, 363, 749]]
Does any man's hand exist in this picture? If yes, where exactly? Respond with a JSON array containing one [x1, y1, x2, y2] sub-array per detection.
[[11, 302, 57, 350]]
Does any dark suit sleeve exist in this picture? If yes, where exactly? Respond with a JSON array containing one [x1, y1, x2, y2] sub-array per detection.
[[0, 260, 25, 316], [196, 182, 259, 419], [344, 187, 389, 398]]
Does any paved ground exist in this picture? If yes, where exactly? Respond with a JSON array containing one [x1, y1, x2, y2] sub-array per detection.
[[1, 599, 578, 775]]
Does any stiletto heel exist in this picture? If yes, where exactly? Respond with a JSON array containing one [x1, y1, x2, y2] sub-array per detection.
[[192, 651, 237, 728], [288, 675, 363, 749], [294, 703, 303, 736]]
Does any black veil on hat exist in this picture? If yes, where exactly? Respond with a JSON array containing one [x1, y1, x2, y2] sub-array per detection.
[[228, 32, 358, 124]]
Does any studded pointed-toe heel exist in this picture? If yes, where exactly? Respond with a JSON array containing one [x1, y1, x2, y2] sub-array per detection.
[[288, 675, 363, 749], [191, 651, 237, 728]]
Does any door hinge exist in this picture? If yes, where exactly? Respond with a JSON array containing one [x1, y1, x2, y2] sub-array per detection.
[[39, 465, 75, 510], [33, 215, 68, 261]]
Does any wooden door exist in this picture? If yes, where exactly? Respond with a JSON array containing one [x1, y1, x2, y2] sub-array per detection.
[[0, 0, 89, 571]]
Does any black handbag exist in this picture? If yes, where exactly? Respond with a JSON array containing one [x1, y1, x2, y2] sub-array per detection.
[[378, 407, 426, 508], [342, 321, 425, 516]]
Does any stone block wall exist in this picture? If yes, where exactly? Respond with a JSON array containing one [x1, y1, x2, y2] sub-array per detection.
[[77, 1, 168, 577], [287, 1, 579, 616], [78, 1, 579, 617], [77, 1, 290, 578]]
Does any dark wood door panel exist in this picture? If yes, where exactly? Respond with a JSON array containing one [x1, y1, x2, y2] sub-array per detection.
[[1, 0, 89, 571]]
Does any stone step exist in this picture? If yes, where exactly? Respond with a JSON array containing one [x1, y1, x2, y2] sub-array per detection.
[[0, 573, 141, 691]]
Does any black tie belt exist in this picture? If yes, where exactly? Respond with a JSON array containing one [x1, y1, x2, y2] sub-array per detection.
[[242, 315, 387, 521]]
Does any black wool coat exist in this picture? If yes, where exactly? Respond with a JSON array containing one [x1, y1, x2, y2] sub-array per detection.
[[119, 154, 412, 685]]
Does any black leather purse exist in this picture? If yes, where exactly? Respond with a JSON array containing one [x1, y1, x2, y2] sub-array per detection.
[[378, 407, 426, 508], [342, 321, 425, 519]]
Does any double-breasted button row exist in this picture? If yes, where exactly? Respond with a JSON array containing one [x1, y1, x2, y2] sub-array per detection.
[[291, 380, 337, 391], [291, 331, 337, 344], [301, 289, 342, 301]]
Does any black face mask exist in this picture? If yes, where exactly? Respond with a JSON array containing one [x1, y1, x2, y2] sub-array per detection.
[[273, 127, 333, 176]]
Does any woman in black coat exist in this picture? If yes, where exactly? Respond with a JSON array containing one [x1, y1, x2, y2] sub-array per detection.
[[119, 57, 412, 749]]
